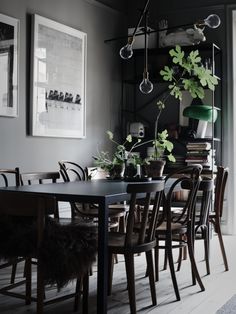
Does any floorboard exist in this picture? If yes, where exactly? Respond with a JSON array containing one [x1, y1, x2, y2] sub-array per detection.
[[0, 234, 235, 313]]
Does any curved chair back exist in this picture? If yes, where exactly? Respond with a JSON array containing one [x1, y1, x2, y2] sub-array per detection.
[[58, 161, 87, 182], [161, 165, 202, 227], [0, 168, 20, 187]]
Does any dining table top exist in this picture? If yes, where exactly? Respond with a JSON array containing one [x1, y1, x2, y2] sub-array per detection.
[[0, 179, 167, 204]]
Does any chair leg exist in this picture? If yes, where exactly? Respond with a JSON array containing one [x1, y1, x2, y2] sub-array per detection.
[[124, 253, 136, 314], [37, 260, 44, 314], [119, 215, 126, 233], [177, 235, 185, 272], [82, 273, 89, 314], [74, 277, 82, 312], [187, 229, 205, 292], [163, 249, 168, 270], [166, 239, 180, 301], [203, 228, 210, 275], [145, 251, 157, 306], [215, 219, 229, 271], [154, 240, 159, 282], [25, 257, 32, 305], [10, 259, 18, 284], [108, 253, 114, 296], [176, 247, 183, 272]]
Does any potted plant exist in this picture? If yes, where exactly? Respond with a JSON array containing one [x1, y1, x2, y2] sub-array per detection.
[[93, 131, 147, 179], [145, 129, 175, 178], [145, 45, 219, 177]]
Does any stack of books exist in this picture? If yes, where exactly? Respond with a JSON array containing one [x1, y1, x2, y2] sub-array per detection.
[[166, 155, 186, 170], [185, 142, 215, 170]]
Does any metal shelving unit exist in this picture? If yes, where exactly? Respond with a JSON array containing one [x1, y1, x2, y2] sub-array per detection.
[[121, 43, 222, 177]]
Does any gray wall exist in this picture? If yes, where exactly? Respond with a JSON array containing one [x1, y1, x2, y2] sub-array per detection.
[[0, 0, 126, 172]]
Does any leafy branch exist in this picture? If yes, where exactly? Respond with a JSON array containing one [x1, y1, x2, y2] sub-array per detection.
[[160, 45, 218, 100]]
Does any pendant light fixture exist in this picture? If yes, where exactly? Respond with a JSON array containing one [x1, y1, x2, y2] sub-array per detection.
[[139, 11, 153, 94], [105, 0, 222, 96], [119, 0, 150, 60]]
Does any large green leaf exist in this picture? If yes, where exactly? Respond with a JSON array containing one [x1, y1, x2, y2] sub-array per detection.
[[169, 84, 182, 100], [182, 79, 205, 99], [169, 45, 185, 65], [160, 66, 174, 81]]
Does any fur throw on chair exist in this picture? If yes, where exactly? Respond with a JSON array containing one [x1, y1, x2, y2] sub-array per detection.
[[0, 216, 97, 289]]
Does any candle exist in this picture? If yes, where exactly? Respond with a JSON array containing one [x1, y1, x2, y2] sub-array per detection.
[[136, 164, 141, 177]]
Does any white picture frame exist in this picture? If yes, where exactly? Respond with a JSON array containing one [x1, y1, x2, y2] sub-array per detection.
[[31, 14, 87, 138], [0, 13, 19, 117]]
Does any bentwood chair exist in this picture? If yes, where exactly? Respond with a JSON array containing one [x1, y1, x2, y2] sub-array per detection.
[[154, 165, 204, 301], [58, 161, 126, 227], [0, 191, 97, 314], [107, 181, 165, 314], [209, 166, 229, 271], [0, 168, 24, 284], [176, 178, 214, 276]]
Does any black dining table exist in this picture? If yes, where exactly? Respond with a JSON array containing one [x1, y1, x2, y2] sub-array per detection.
[[0, 179, 165, 314]]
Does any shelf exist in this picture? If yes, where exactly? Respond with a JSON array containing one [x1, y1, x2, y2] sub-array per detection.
[[187, 137, 221, 142], [130, 43, 221, 56]]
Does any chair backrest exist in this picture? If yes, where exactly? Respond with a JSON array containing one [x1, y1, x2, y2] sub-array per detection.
[[214, 166, 229, 218], [0, 168, 20, 187], [195, 178, 214, 230], [20, 171, 60, 185], [162, 165, 202, 226], [125, 182, 165, 247], [58, 161, 87, 182], [20, 171, 60, 218]]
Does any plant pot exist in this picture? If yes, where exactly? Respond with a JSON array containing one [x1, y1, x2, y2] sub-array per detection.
[[108, 164, 125, 180], [145, 160, 166, 178]]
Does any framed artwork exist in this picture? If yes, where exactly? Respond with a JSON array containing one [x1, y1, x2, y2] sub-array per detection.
[[0, 13, 19, 117], [31, 14, 87, 138]]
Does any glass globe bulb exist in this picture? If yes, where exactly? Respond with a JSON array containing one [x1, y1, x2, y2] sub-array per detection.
[[204, 14, 221, 29], [119, 44, 133, 60], [139, 73, 153, 94]]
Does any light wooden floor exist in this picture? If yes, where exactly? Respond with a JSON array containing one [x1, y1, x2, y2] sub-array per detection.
[[0, 234, 235, 314]]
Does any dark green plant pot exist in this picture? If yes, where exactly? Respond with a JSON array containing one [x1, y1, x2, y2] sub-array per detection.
[[144, 160, 166, 178], [109, 164, 125, 180]]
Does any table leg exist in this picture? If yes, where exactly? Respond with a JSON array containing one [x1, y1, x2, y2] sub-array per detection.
[[97, 199, 108, 314]]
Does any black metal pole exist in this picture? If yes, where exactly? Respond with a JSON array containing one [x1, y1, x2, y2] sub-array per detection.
[[104, 22, 197, 44]]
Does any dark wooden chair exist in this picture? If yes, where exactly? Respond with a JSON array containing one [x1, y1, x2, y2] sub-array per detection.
[[107, 181, 165, 314], [20, 171, 61, 218], [154, 165, 204, 301], [0, 191, 97, 314], [176, 178, 214, 276], [0, 168, 24, 284], [58, 161, 126, 227], [209, 166, 229, 271]]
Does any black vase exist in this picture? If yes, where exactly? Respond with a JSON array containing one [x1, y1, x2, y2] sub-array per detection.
[[109, 164, 125, 180]]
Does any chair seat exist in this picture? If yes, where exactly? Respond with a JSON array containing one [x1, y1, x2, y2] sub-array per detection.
[[75, 203, 126, 218], [156, 222, 187, 235], [108, 232, 156, 254]]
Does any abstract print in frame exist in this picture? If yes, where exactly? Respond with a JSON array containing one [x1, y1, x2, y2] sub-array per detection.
[[31, 14, 86, 138], [0, 13, 19, 117]]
